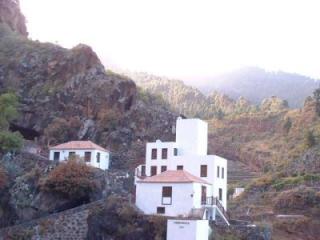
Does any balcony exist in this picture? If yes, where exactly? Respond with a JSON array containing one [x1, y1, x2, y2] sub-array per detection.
[[201, 196, 230, 220]]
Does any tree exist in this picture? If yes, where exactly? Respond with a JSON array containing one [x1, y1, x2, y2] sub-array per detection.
[[0, 93, 19, 130], [283, 117, 292, 134], [41, 160, 98, 200], [304, 130, 316, 149], [313, 88, 320, 116], [0, 92, 23, 153], [0, 131, 23, 152]]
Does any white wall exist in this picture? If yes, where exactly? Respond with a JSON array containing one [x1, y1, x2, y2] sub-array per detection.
[[176, 118, 208, 156], [49, 149, 110, 170], [143, 154, 227, 209], [136, 182, 211, 217], [137, 117, 228, 210], [167, 219, 209, 240]]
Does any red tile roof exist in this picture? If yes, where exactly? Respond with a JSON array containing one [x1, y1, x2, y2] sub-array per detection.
[[138, 170, 211, 184], [50, 141, 109, 152]]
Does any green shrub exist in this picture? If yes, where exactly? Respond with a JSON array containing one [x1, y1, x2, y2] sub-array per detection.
[[0, 131, 23, 152]]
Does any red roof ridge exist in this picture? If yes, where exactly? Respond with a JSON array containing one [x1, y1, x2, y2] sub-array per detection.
[[138, 170, 211, 184], [49, 140, 109, 152]]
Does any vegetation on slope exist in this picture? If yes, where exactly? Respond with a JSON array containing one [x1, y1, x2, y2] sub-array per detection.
[[0, 92, 23, 153], [198, 67, 319, 108], [124, 71, 258, 119]]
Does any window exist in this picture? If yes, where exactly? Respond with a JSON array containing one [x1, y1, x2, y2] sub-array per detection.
[[174, 148, 178, 156], [162, 186, 172, 205], [151, 149, 157, 160], [217, 166, 220, 178], [161, 166, 167, 172], [97, 152, 100, 163], [219, 188, 223, 201], [200, 165, 207, 177], [177, 165, 183, 170], [85, 152, 91, 162], [151, 166, 157, 176], [141, 165, 146, 176], [53, 152, 60, 161], [157, 207, 165, 214], [68, 152, 76, 159], [201, 186, 207, 204], [162, 148, 168, 159], [222, 167, 224, 179]]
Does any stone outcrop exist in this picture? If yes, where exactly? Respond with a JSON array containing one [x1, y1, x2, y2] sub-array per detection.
[[0, 0, 27, 36], [0, 21, 176, 167]]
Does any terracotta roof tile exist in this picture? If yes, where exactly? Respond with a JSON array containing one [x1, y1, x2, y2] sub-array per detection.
[[50, 141, 109, 152], [138, 170, 211, 184]]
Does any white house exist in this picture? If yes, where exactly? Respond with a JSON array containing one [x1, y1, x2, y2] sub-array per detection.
[[135, 117, 229, 225], [136, 170, 212, 216], [49, 140, 110, 170]]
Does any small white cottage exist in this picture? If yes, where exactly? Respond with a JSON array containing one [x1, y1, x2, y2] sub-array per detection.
[[49, 140, 110, 170]]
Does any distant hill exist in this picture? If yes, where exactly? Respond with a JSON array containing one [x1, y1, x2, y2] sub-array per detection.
[[123, 71, 258, 119], [196, 67, 319, 108]]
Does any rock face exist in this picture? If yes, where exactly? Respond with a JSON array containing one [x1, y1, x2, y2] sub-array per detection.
[[0, 0, 27, 36], [0, 22, 176, 167]]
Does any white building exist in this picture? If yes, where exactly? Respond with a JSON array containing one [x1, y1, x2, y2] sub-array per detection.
[[136, 170, 212, 216], [49, 140, 110, 170], [167, 219, 209, 240], [135, 118, 229, 225], [232, 187, 245, 199]]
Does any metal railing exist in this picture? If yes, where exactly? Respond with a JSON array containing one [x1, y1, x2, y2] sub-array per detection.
[[201, 196, 231, 220]]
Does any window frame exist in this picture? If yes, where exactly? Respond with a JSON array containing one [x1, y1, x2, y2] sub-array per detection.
[[200, 165, 207, 177], [157, 207, 165, 214], [161, 166, 167, 172], [217, 166, 220, 178], [84, 151, 91, 162], [141, 165, 146, 176], [219, 188, 223, 201], [177, 165, 183, 170], [96, 152, 100, 163], [53, 151, 60, 161], [162, 186, 172, 205], [151, 148, 157, 160], [161, 148, 168, 159], [173, 148, 178, 156], [68, 151, 76, 159], [222, 167, 224, 179], [150, 166, 157, 176]]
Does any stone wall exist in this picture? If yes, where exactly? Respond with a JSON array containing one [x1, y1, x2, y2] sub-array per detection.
[[0, 199, 105, 240]]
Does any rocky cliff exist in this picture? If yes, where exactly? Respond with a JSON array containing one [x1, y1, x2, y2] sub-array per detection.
[[0, 16, 176, 168], [0, 0, 27, 36]]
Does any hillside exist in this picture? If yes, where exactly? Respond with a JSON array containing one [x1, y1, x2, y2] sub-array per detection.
[[208, 97, 320, 240], [197, 67, 319, 108], [0, 7, 178, 169], [124, 71, 257, 119]]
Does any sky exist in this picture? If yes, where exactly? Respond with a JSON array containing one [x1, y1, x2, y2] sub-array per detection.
[[20, 0, 320, 81]]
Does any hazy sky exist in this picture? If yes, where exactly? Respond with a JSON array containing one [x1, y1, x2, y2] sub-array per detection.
[[20, 0, 320, 80]]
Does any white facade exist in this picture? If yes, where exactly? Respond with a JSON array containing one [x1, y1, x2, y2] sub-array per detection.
[[136, 182, 212, 217], [167, 219, 209, 240], [232, 187, 245, 199], [49, 141, 110, 170], [136, 118, 228, 210]]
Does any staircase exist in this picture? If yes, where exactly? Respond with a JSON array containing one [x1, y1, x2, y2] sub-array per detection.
[[202, 197, 230, 226]]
